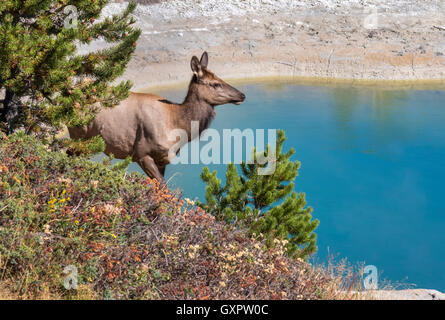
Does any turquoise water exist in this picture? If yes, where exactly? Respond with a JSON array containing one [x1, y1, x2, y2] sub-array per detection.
[[129, 82, 445, 291]]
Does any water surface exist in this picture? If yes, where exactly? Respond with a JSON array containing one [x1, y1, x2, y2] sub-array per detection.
[[129, 81, 445, 291]]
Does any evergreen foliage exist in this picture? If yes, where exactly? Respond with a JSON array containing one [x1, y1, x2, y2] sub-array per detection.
[[0, 0, 141, 150], [200, 130, 320, 259]]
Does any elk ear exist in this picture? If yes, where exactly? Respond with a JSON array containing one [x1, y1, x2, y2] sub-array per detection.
[[200, 52, 208, 69], [191, 56, 203, 78]]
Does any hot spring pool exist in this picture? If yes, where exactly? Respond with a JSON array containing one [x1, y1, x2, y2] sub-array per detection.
[[127, 81, 445, 291]]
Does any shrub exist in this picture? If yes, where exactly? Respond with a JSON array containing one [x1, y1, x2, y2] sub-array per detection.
[[0, 133, 352, 299]]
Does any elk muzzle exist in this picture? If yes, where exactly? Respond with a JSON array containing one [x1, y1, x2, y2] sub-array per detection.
[[233, 92, 246, 105]]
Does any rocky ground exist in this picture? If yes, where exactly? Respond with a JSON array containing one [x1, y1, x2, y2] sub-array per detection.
[[370, 289, 445, 300], [96, 0, 445, 90]]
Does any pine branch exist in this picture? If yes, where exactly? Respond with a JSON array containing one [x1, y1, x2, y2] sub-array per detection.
[[0, 0, 141, 137]]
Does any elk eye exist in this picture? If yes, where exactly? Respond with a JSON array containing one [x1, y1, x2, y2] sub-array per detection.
[[212, 83, 222, 89]]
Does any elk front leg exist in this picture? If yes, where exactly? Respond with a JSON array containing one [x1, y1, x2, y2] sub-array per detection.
[[137, 155, 165, 182]]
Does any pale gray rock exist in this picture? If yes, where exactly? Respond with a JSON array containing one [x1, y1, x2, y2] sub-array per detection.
[[371, 289, 445, 300]]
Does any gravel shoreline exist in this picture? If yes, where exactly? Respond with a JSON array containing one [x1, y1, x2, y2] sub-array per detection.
[[96, 1, 445, 89]]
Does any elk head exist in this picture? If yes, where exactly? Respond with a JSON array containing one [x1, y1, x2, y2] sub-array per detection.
[[190, 52, 246, 106]]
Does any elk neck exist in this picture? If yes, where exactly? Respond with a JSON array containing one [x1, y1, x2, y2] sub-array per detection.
[[175, 77, 216, 141]]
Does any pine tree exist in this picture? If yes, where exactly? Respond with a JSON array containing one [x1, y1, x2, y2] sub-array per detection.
[[0, 0, 140, 151], [200, 130, 320, 259]]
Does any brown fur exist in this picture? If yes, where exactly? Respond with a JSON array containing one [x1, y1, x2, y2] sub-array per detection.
[[68, 52, 245, 181]]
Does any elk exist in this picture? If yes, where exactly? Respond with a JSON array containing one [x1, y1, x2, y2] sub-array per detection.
[[68, 52, 246, 181]]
